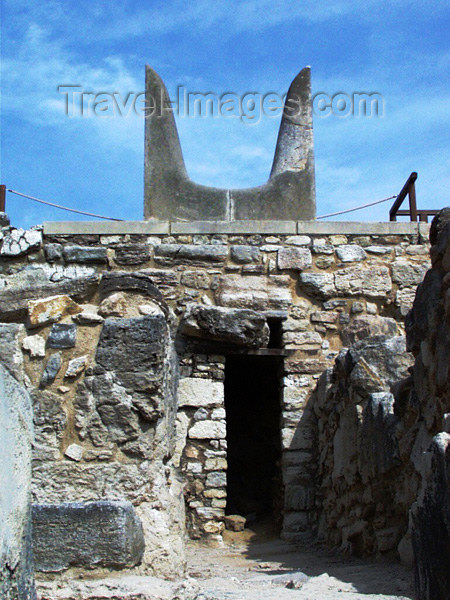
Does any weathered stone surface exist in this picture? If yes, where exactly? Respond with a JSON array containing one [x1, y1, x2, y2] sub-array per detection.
[[98, 291, 127, 317], [114, 243, 151, 265], [64, 355, 88, 378], [391, 261, 428, 287], [216, 274, 292, 310], [335, 266, 392, 298], [0, 264, 98, 320], [180, 304, 269, 348], [155, 244, 228, 264], [180, 270, 210, 289], [412, 433, 450, 600], [22, 335, 46, 358], [95, 316, 167, 376], [27, 295, 81, 327], [47, 323, 77, 349], [32, 390, 67, 461], [224, 515, 246, 531], [336, 245, 367, 262], [230, 245, 260, 264], [62, 245, 107, 264], [40, 353, 62, 388], [64, 443, 83, 461], [99, 271, 165, 305], [1, 227, 42, 256], [32, 501, 145, 571], [72, 307, 104, 324], [177, 378, 224, 408], [0, 363, 36, 600], [299, 272, 335, 299], [189, 420, 226, 439], [278, 247, 312, 271], [341, 315, 399, 346], [44, 243, 62, 262]]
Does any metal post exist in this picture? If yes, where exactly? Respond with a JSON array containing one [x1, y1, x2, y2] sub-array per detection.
[[0, 185, 6, 212]]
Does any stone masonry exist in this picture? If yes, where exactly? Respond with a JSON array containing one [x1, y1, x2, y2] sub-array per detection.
[[0, 218, 431, 559]]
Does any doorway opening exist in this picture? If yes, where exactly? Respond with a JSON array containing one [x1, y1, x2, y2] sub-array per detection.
[[224, 355, 283, 532]]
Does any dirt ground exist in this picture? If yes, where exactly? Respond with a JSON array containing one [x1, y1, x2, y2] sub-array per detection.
[[36, 525, 416, 600], [184, 525, 415, 600]]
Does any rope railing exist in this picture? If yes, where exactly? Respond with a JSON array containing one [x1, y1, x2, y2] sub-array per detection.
[[0, 174, 435, 222]]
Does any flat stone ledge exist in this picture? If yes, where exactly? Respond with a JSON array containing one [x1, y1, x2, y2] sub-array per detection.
[[42, 220, 427, 236], [298, 221, 422, 235], [43, 220, 170, 235], [170, 220, 297, 234]]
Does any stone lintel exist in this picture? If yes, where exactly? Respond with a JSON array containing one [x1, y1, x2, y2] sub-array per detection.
[[43, 220, 425, 237], [43, 220, 170, 235]]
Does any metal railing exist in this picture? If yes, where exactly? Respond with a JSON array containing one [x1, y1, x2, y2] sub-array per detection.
[[390, 172, 438, 222]]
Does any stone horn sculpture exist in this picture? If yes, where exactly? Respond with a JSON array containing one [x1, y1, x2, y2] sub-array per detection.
[[144, 66, 316, 222]]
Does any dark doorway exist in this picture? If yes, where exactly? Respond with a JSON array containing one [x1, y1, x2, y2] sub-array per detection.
[[224, 355, 283, 529]]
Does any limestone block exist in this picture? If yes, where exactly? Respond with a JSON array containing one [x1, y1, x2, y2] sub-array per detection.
[[341, 315, 399, 345], [180, 304, 269, 348], [114, 243, 151, 265], [32, 501, 145, 571], [62, 245, 107, 264], [47, 323, 77, 349], [1, 227, 42, 256], [230, 245, 260, 264], [0, 264, 98, 320], [216, 274, 292, 310], [284, 486, 316, 511], [299, 272, 335, 299], [154, 244, 228, 264], [224, 515, 246, 531], [98, 291, 127, 317], [64, 355, 88, 378], [391, 261, 428, 287], [277, 247, 312, 271], [0, 363, 36, 600], [178, 378, 224, 408], [64, 443, 83, 461], [189, 420, 226, 440], [285, 235, 311, 246], [335, 245, 366, 262], [27, 295, 82, 327], [205, 471, 227, 487], [282, 330, 322, 349], [22, 335, 46, 358], [180, 270, 210, 289]]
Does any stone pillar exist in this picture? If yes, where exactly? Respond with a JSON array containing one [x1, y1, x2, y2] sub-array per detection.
[[0, 363, 36, 600]]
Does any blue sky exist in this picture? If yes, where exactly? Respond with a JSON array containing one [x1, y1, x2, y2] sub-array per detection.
[[1, 0, 449, 228]]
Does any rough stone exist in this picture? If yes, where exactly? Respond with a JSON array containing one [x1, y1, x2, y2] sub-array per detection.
[[0, 264, 99, 320], [27, 295, 82, 327], [64, 443, 83, 461], [336, 245, 367, 262], [72, 308, 104, 324], [22, 335, 46, 358], [47, 323, 77, 349], [230, 245, 260, 264], [40, 353, 62, 388], [180, 270, 210, 289], [64, 355, 88, 378], [155, 244, 228, 264], [0, 363, 36, 600], [98, 291, 127, 317], [1, 227, 42, 256], [216, 274, 292, 310], [278, 247, 312, 271], [99, 272, 164, 305], [189, 420, 226, 440], [114, 243, 151, 265], [224, 515, 246, 531], [180, 304, 269, 348], [391, 261, 428, 288], [299, 272, 335, 299], [62, 245, 107, 264], [341, 315, 399, 346], [177, 378, 224, 408], [32, 501, 145, 571]]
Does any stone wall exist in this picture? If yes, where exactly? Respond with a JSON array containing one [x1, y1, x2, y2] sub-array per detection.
[[312, 210, 449, 596], [0, 218, 431, 575]]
